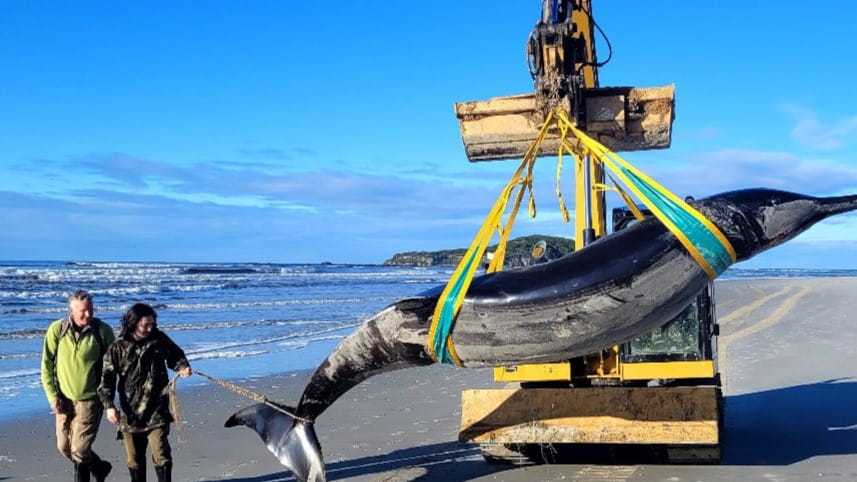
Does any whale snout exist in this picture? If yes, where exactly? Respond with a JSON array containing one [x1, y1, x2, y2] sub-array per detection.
[[818, 193, 857, 217]]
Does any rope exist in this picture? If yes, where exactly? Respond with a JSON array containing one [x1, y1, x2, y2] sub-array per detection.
[[156, 368, 311, 446], [165, 375, 185, 440], [194, 370, 313, 424]]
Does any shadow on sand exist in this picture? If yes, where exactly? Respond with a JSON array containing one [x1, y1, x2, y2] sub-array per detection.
[[212, 441, 506, 482], [724, 377, 857, 465], [217, 379, 857, 480]]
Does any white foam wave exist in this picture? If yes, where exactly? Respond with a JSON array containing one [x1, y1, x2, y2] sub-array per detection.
[[1, 263, 445, 287], [0, 368, 40, 380], [278, 334, 346, 349], [184, 322, 358, 357], [162, 318, 350, 332], [0, 352, 39, 360], [163, 296, 389, 311], [2, 295, 390, 316], [0, 283, 234, 300], [187, 350, 267, 361]]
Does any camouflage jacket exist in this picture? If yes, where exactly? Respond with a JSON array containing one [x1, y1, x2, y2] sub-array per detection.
[[98, 330, 189, 433]]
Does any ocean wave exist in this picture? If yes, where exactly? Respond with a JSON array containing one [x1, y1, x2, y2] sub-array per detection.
[[1, 306, 69, 315], [0, 283, 235, 303], [187, 350, 268, 361], [279, 333, 346, 349], [162, 296, 390, 311], [65, 261, 174, 269], [0, 327, 48, 340], [0, 368, 40, 380], [0, 304, 115, 315], [181, 267, 260, 275], [0, 261, 447, 416], [1, 295, 389, 320], [722, 268, 857, 279], [0, 352, 40, 360], [184, 322, 357, 357], [10, 296, 383, 316], [66, 261, 99, 267], [0, 289, 61, 300], [154, 318, 354, 332], [0, 273, 40, 281], [0, 276, 439, 303], [0, 317, 358, 340], [0, 324, 356, 381]]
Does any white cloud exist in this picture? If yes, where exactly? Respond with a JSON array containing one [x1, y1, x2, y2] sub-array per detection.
[[780, 104, 857, 151], [628, 148, 857, 198], [8, 142, 857, 265], [685, 126, 723, 140]]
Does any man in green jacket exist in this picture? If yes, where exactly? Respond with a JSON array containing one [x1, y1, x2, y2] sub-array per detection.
[[41, 290, 116, 482]]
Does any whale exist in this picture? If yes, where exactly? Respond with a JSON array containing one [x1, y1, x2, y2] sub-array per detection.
[[226, 188, 857, 482]]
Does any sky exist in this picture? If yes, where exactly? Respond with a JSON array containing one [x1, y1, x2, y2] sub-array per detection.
[[2, 1, 857, 268]]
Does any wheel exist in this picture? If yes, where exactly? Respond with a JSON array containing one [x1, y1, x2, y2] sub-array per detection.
[[665, 445, 721, 464], [479, 443, 534, 465]]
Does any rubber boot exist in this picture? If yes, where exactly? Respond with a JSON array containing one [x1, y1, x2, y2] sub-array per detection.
[[128, 466, 145, 482], [74, 462, 91, 482], [91, 459, 112, 482], [154, 462, 171, 482]]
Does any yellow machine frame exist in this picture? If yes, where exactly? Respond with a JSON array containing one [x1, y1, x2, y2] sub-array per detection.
[[456, 0, 722, 464]]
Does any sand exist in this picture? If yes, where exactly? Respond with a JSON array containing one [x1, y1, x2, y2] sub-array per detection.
[[3, 277, 857, 481]]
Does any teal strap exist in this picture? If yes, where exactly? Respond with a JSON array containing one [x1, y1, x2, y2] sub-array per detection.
[[623, 167, 732, 276], [431, 249, 480, 364]]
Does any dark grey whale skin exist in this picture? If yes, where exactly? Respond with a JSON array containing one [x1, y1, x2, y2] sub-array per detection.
[[228, 188, 857, 482]]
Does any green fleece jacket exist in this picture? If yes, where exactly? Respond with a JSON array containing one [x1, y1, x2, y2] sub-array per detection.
[[41, 317, 116, 403]]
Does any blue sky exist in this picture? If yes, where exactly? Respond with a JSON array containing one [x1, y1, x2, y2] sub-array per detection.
[[2, 1, 857, 268]]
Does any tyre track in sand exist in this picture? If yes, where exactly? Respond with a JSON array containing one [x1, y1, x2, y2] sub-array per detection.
[[718, 285, 812, 393]]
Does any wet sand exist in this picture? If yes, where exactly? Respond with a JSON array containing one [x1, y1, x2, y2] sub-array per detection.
[[3, 277, 857, 481]]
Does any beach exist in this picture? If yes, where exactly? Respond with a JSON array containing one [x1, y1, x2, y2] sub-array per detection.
[[4, 276, 857, 481]]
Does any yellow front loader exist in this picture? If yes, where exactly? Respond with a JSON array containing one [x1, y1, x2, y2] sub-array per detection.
[[455, 0, 722, 464]]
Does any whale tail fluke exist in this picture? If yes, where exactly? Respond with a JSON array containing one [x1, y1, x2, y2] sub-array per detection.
[[280, 420, 326, 482], [225, 404, 326, 482]]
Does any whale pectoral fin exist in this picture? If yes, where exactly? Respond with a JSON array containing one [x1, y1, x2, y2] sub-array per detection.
[[225, 404, 326, 482]]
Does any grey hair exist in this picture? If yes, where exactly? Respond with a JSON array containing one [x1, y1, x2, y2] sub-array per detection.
[[68, 289, 93, 306]]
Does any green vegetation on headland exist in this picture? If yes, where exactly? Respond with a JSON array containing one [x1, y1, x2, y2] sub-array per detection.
[[383, 235, 574, 267]]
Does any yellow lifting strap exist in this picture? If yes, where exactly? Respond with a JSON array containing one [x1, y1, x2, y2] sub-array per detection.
[[600, 174, 647, 222], [427, 111, 559, 366], [427, 108, 737, 365]]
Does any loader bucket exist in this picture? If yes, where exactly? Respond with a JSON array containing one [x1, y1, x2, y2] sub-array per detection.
[[455, 84, 675, 162]]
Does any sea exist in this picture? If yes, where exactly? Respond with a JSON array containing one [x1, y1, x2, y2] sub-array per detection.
[[3, 260, 857, 422]]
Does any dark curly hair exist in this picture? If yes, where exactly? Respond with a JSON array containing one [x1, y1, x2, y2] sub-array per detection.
[[120, 303, 158, 339]]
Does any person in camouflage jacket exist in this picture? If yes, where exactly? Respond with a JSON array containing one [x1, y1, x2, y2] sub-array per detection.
[[98, 303, 191, 482]]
